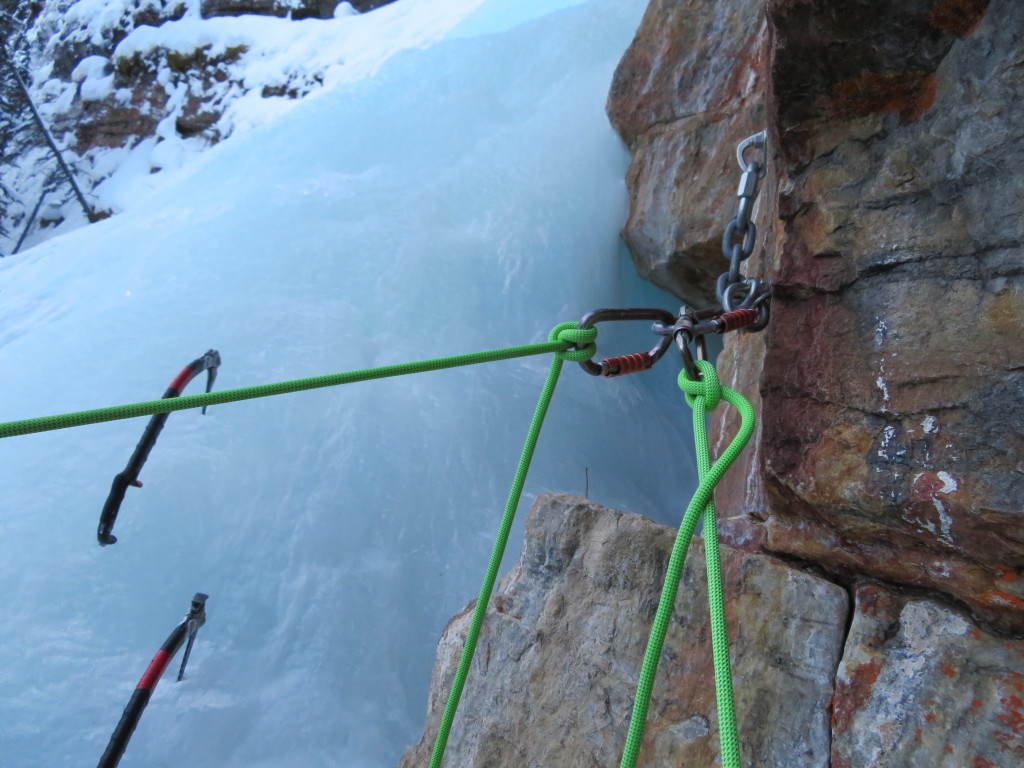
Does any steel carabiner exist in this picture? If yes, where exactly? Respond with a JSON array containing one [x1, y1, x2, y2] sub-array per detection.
[[655, 306, 765, 381], [576, 308, 678, 377]]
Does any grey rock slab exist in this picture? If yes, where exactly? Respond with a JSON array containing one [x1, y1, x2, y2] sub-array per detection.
[[401, 493, 848, 767], [833, 581, 1024, 768]]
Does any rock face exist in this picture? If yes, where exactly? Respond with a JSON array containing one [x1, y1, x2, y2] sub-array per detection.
[[606, 0, 769, 306], [200, 0, 339, 20], [833, 582, 1024, 767], [401, 494, 848, 768], [611, 0, 1024, 635], [760, 0, 1024, 636]]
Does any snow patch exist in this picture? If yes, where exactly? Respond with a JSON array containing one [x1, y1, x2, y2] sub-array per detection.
[[3, 0, 492, 252], [877, 424, 898, 459], [881, 425, 896, 446], [936, 471, 958, 494], [876, 375, 890, 403], [80, 76, 115, 102], [874, 317, 888, 346], [931, 497, 955, 545], [875, 355, 893, 408], [70, 55, 110, 83]]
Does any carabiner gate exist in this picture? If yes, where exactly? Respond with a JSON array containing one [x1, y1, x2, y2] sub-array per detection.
[[736, 130, 768, 175], [576, 308, 678, 377]]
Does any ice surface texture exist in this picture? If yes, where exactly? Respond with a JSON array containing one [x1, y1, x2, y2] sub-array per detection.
[[0, 1, 698, 766]]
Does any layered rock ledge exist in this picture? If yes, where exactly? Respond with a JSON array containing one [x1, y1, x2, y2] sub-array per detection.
[[404, 494, 1024, 766]]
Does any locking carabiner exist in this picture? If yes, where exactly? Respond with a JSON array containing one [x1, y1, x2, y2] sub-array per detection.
[[576, 308, 678, 377]]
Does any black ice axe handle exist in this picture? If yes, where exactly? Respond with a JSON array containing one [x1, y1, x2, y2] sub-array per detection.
[[97, 350, 220, 545], [95, 593, 208, 768]]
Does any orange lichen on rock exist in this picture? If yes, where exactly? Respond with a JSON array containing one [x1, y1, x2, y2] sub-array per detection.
[[996, 694, 1024, 733], [928, 0, 991, 36], [979, 591, 1024, 611], [833, 659, 883, 730], [993, 564, 1019, 583], [831, 71, 937, 122]]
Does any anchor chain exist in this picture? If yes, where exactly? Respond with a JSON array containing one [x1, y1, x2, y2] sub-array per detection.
[[715, 130, 771, 329]]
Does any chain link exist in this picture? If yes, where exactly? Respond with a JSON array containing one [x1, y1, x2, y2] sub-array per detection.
[[584, 132, 774, 384], [716, 131, 771, 329]]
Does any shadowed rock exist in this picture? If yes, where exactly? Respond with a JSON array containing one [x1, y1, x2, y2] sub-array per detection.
[[607, 0, 768, 306], [759, 0, 1023, 634]]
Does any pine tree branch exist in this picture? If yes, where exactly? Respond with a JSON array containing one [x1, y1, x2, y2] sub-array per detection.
[[0, 44, 94, 219]]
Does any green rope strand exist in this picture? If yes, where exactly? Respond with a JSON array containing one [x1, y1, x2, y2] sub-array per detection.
[[692, 382, 741, 768], [0, 337, 581, 440], [619, 358, 754, 768], [428, 322, 596, 768]]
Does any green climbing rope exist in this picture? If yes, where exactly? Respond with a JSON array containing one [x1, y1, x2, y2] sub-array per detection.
[[1, 315, 754, 764], [0, 336, 585, 440], [428, 322, 597, 768], [619, 358, 755, 768]]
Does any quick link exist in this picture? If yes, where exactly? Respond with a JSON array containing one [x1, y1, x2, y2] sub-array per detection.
[[652, 307, 762, 382]]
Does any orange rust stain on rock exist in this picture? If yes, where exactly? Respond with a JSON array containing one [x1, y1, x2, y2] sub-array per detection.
[[943, 666, 957, 678], [1007, 671, 1024, 693], [831, 71, 937, 122], [997, 694, 1024, 734], [926, 713, 938, 723], [971, 699, 983, 709], [800, 424, 873, 507], [944, 744, 954, 753], [927, 0, 990, 36], [969, 628, 981, 640], [979, 590, 1024, 610], [912, 75, 938, 120], [911, 471, 958, 500], [972, 757, 996, 768], [857, 582, 889, 616], [833, 659, 883, 729], [915, 728, 923, 742], [993, 564, 1019, 583]]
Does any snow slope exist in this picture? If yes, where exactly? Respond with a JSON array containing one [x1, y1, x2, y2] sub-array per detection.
[[0, 1, 702, 765], [9, 0, 492, 251]]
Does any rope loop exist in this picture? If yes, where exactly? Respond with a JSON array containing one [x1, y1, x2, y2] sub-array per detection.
[[550, 322, 597, 363], [620, 358, 754, 768], [678, 359, 722, 411]]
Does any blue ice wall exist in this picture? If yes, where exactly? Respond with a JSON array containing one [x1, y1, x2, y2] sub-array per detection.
[[0, 1, 703, 765]]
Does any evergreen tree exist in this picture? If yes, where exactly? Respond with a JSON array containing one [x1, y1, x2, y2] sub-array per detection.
[[0, 1, 35, 247], [1, 0, 92, 254]]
